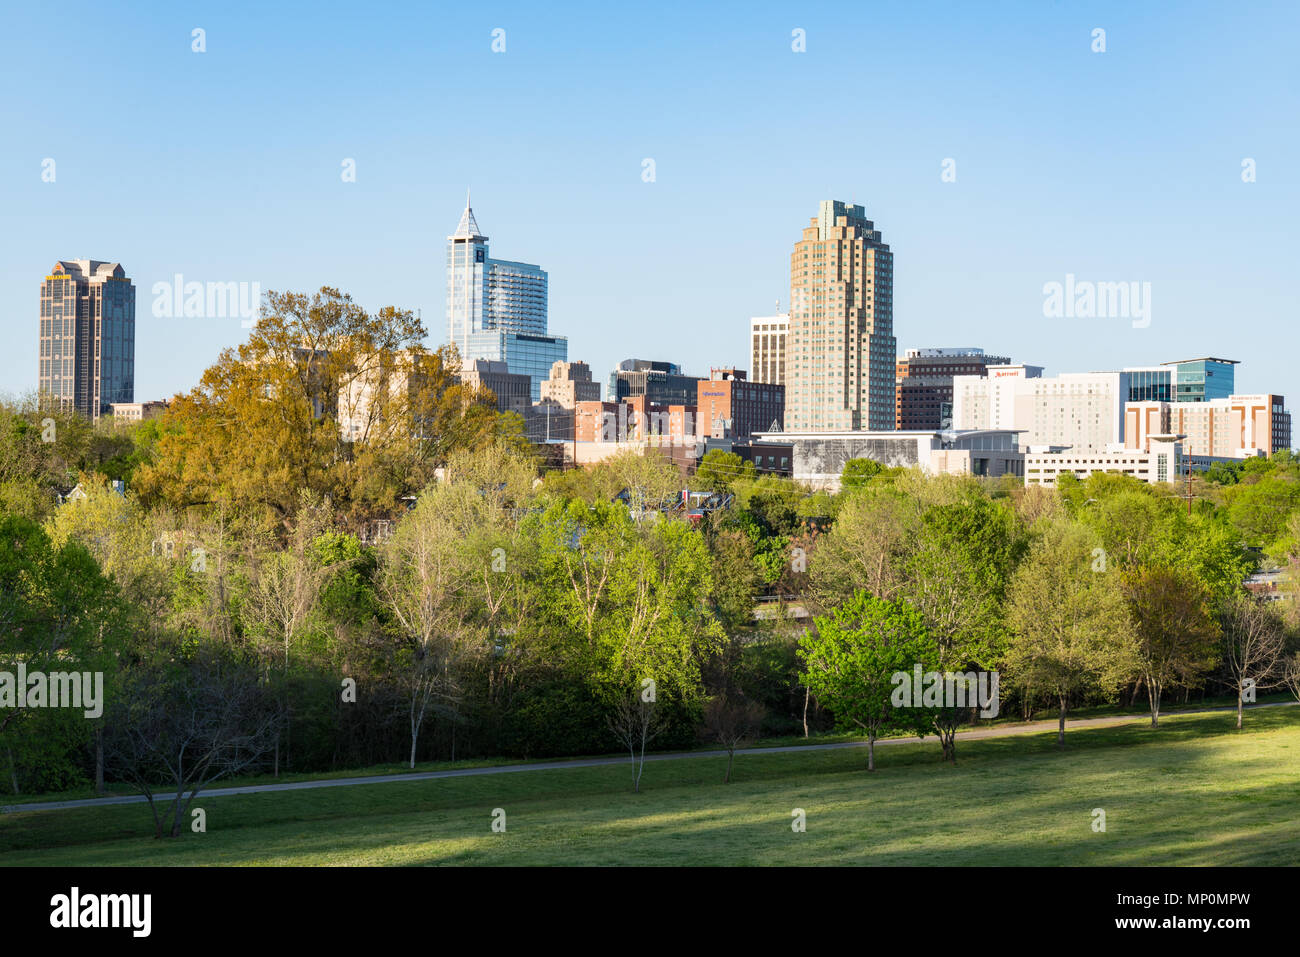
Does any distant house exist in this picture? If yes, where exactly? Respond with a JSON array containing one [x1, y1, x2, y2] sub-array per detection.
[[1245, 569, 1290, 602], [109, 401, 167, 423], [60, 480, 125, 504]]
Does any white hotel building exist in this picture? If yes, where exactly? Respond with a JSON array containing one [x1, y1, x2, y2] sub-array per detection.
[[953, 365, 1130, 451]]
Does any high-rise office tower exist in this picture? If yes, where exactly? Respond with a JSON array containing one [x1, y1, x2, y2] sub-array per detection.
[[445, 197, 564, 400], [786, 201, 895, 431], [38, 260, 135, 420], [750, 311, 789, 386], [446, 200, 490, 349]]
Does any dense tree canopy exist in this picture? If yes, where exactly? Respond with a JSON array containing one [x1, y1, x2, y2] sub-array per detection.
[[5, 287, 1298, 807]]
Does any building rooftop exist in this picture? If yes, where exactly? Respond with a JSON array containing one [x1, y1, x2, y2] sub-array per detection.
[[448, 193, 486, 241], [903, 347, 987, 359], [50, 260, 125, 281]]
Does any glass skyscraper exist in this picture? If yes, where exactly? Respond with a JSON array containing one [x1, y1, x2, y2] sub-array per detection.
[[1124, 359, 1238, 404], [446, 198, 562, 399], [1167, 357, 1237, 403], [38, 260, 135, 420], [446, 202, 489, 349]]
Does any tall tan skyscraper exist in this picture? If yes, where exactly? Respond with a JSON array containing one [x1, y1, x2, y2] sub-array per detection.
[[786, 201, 895, 431]]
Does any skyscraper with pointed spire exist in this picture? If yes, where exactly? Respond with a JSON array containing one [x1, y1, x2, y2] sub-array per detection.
[[446, 193, 489, 351], [445, 195, 563, 401]]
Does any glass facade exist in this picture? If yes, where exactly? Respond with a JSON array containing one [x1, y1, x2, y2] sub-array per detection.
[[446, 201, 553, 399], [487, 259, 547, 335], [38, 261, 135, 420], [1127, 368, 1171, 403], [446, 236, 489, 349], [608, 359, 701, 406], [97, 278, 135, 410], [463, 331, 567, 402], [1173, 359, 1235, 403]]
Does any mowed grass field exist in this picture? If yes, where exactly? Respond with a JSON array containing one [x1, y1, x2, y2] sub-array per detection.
[[3, 707, 1297, 866]]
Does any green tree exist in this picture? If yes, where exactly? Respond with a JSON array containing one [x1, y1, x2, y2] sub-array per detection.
[[695, 449, 753, 494], [0, 514, 130, 792], [378, 481, 493, 768], [1004, 519, 1138, 747], [798, 591, 937, 770], [530, 499, 723, 704], [1120, 566, 1221, 727], [707, 527, 763, 635], [44, 473, 177, 618], [897, 497, 1022, 761], [840, 457, 884, 490], [810, 485, 919, 606], [1221, 470, 1300, 548]]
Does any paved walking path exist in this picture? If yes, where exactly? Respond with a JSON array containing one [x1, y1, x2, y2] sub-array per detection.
[[4, 700, 1291, 815]]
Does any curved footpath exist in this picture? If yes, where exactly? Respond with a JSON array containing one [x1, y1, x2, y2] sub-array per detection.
[[4, 700, 1293, 815]]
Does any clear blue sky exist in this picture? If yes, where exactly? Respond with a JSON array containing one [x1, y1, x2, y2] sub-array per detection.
[[1, 0, 1296, 419]]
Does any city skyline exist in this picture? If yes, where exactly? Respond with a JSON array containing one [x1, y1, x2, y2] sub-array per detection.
[[2, 1, 1296, 425], [5, 1, 1300, 895]]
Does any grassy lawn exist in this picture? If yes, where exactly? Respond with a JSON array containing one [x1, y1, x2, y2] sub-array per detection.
[[10, 691, 1286, 808], [2, 706, 1297, 866]]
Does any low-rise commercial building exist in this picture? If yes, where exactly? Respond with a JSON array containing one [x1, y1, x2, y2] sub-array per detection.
[[1024, 434, 1184, 486], [696, 368, 784, 442], [748, 428, 1024, 491], [571, 398, 702, 469]]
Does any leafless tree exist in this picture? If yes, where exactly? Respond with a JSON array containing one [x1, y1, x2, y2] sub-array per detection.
[[1222, 593, 1288, 729], [608, 690, 662, 793], [105, 653, 282, 838], [1283, 653, 1300, 705], [701, 694, 765, 783], [243, 494, 335, 677], [242, 495, 336, 775]]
